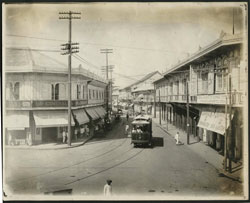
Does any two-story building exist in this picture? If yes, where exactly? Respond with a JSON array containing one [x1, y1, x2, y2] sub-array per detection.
[[131, 71, 162, 115], [154, 32, 247, 163], [4, 47, 107, 145]]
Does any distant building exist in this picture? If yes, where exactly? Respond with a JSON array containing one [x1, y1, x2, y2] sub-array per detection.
[[4, 47, 107, 145], [154, 33, 247, 162], [120, 71, 162, 115]]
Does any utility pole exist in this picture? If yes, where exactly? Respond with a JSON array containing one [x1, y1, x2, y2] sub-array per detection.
[[101, 65, 114, 112], [154, 84, 156, 118], [100, 49, 113, 113], [187, 80, 190, 145], [159, 90, 161, 125], [59, 11, 81, 146], [224, 94, 228, 171], [228, 74, 232, 173]]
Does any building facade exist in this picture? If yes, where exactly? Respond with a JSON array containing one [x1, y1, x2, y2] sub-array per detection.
[[154, 33, 247, 163], [4, 47, 107, 145], [120, 71, 162, 115]]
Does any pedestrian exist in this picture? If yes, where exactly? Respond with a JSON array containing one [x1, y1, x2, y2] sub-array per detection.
[[125, 123, 129, 135], [126, 113, 129, 121], [104, 179, 112, 196], [80, 127, 85, 137], [175, 132, 180, 145], [86, 126, 90, 137], [74, 128, 78, 141], [62, 130, 66, 143]]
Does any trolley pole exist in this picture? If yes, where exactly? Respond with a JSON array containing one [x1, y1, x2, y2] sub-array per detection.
[[59, 11, 81, 146]]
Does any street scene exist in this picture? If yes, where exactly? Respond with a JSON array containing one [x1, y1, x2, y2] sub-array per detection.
[[2, 2, 248, 201]]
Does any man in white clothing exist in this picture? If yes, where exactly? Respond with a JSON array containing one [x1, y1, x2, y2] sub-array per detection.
[[175, 132, 180, 144], [103, 179, 112, 196]]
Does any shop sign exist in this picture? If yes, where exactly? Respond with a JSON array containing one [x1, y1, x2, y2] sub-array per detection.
[[32, 100, 68, 107], [6, 101, 31, 108], [197, 94, 226, 105]]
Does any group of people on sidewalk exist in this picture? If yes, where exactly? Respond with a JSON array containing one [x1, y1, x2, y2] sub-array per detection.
[[62, 126, 90, 144]]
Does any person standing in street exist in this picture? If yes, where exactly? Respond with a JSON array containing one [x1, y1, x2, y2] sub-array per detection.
[[126, 112, 129, 121], [104, 179, 112, 196]]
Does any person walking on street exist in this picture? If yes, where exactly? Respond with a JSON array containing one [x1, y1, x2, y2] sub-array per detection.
[[62, 130, 66, 143], [175, 132, 180, 145], [125, 123, 129, 135], [126, 113, 129, 122], [104, 179, 112, 196]]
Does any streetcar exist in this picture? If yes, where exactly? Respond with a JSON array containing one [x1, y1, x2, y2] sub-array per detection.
[[131, 115, 153, 147]]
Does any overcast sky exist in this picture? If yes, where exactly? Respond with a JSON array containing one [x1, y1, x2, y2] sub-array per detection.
[[3, 2, 246, 88]]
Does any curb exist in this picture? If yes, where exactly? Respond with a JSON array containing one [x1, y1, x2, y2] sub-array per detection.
[[4, 136, 94, 151], [218, 169, 242, 183], [154, 120, 242, 182]]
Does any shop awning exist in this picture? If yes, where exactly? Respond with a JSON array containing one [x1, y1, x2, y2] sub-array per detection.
[[33, 110, 75, 128], [85, 107, 100, 120], [95, 106, 106, 118], [197, 111, 233, 135], [5, 111, 29, 130], [72, 109, 90, 125]]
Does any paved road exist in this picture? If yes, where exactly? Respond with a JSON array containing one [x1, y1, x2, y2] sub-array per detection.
[[4, 117, 242, 199]]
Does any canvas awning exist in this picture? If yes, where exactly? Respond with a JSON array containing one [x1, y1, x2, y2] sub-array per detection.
[[197, 110, 233, 135], [5, 111, 29, 130], [33, 110, 75, 128], [72, 109, 90, 125], [85, 107, 100, 120], [94, 106, 106, 118]]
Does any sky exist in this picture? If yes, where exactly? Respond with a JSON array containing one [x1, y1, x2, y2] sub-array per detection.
[[3, 2, 246, 88]]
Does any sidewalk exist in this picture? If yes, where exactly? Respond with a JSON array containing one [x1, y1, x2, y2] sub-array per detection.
[[152, 117, 243, 182], [5, 135, 94, 150]]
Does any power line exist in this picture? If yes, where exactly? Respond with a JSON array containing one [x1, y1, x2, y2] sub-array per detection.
[[6, 33, 189, 54]]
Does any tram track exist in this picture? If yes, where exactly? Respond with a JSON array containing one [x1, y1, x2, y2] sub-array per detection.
[[7, 137, 129, 184], [7, 119, 132, 184], [65, 148, 144, 185]]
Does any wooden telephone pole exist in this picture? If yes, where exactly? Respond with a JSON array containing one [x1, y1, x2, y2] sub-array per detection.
[[100, 49, 113, 113], [59, 11, 81, 146]]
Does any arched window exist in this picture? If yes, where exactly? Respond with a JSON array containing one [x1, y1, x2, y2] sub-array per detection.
[[51, 84, 55, 100], [55, 83, 59, 100], [77, 84, 81, 100], [6, 83, 13, 100], [89, 89, 91, 99], [14, 82, 20, 100], [82, 85, 85, 99]]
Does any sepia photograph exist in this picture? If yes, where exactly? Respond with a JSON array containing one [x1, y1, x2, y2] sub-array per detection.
[[2, 2, 248, 201]]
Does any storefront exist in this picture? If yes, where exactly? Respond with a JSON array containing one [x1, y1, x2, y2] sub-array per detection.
[[85, 106, 106, 136], [33, 110, 75, 143], [5, 111, 30, 145], [72, 108, 90, 138], [197, 108, 233, 154]]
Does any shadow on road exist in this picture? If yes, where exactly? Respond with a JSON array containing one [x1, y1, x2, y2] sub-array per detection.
[[152, 137, 164, 147]]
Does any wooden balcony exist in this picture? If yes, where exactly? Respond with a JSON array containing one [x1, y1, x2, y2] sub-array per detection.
[[6, 99, 89, 109]]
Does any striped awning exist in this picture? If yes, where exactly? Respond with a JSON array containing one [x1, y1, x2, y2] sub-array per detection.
[[85, 107, 100, 120], [94, 106, 106, 118], [72, 109, 90, 125]]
